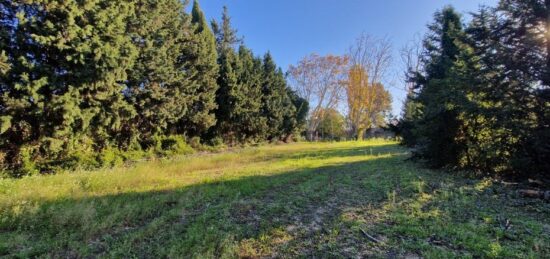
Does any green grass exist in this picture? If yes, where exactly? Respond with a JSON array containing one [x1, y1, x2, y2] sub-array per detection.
[[0, 140, 548, 258]]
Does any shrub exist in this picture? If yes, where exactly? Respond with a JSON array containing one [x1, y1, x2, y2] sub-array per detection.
[[10, 145, 40, 177], [97, 148, 125, 168], [58, 151, 100, 172], [155, 135, 194, 156], [188, 136, 202, 150], [208, 137, 224, 147]]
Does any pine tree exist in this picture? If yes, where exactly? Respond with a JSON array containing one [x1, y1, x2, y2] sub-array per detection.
[[177, 0, 219, 137]]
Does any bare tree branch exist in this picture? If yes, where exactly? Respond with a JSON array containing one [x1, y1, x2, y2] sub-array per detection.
[[288, 54, 348, 139]]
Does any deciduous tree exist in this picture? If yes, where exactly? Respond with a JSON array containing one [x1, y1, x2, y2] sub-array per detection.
[[288, 54, 348, 140], [346, 34, 392, 140], [346, 66, 391, 140]]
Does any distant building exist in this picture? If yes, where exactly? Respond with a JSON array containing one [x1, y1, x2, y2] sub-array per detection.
[[364, 127, 395, 139]]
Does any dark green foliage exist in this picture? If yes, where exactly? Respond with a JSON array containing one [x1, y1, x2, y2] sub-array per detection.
[[408, 6, 468, 167], [284, 89, 309, 141], [211, 6, 242, 53], [210, 7, 304, 144], [488, 0, 550, 176], [213, 46, 242, 143], [209, 8, 243, 143], [126, 0, 190, 147], [177, 0, 219, 137], [0, 0, 138, 175], [397, 91, 422, 147], [261, 53, 293, 140], [0, 1, 306, 176], [234, 46, 269, 142], [402, 2, 549, 179]]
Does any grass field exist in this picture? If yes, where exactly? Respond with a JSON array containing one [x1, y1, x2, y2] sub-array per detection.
[[0, 140, 549, 258]]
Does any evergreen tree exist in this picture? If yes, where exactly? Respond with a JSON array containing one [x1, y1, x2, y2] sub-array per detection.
[[211, 7, 268, 144], [0, 0, 137, 174], [459, 7, 517, 173], [494, 0, 549, 175], [213, 47, 241, 143], [126, 0, 190, 147], [261, 53, 289, 140], [178, 0, 219, 137], [211, 6, 242, 53], [465, 1, 550, 175], [398, 89, 422, 147], [405, 2, 549, 177], [235, 45, 268, 142], [411, 6, 470, 167], [0, 0, 310, 175], [283, 88, 309, 141]]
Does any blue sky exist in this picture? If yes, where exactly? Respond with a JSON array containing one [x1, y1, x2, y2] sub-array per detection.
[[193, 0, 499, 115]]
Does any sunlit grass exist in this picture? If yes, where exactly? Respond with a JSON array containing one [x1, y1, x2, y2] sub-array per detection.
[[0, 139, 548, 258]]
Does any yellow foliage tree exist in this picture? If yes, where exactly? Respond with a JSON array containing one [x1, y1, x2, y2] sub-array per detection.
[[346, 65, 391, 140]]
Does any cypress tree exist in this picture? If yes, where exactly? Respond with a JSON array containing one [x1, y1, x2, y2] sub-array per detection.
[[213, 47, 241, 143], [235, 45, 268, 142], [0, 0, 137, 174], [261, 53, 288, 140], [177, 0, 219, 137], [126, 0, 190, 147], [211, 6, 242, 53], [210, 6, 249, 144], [283, 88, 309, 141]]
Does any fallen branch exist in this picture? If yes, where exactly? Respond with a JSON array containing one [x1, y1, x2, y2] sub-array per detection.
[[528, 179, 546, 187], [360, 228, 381, 243], [517, 189, 550, 200]]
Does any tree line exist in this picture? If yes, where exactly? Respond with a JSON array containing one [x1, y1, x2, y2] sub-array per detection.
[[396, 0, 549, 179], [0, 0, 307, 177]]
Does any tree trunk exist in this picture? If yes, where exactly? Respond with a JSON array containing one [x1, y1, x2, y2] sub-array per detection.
[[357, 128, 365, 141], [283, 134, 292, 143]]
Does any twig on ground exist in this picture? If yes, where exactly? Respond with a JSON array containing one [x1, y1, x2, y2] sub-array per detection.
[[360, 228, 381, 243]]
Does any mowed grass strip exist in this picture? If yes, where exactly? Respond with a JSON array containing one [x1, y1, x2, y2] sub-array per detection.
[[0, 140, 548, 258]]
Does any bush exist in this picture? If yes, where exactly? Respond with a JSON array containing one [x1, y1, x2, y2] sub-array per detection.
[[188, 136, 202, 150], [155, 135, 194, 156], [39, 150, 98, 173], [15, 146, 39, 177], [97, 148, 125, 168], [208, 137, 224, 147]]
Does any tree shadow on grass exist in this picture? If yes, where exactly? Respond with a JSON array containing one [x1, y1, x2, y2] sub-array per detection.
[[2, 143, 548, 258]]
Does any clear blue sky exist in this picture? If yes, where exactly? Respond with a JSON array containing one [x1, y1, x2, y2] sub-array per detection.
[[193, 0, 498, 115]]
